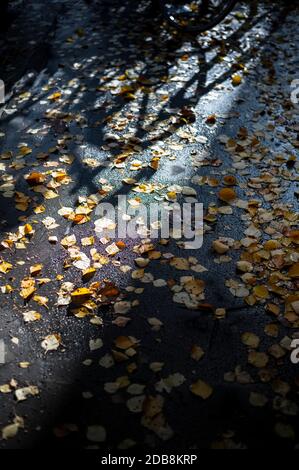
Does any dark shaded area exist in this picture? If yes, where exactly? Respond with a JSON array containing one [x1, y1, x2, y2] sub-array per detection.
[[0, 0, 298, 451]]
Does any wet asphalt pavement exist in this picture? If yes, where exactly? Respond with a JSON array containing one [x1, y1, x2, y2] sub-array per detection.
[[0, 0, 299, 450]]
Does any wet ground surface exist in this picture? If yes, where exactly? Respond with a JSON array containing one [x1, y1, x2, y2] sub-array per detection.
[[0, 0, 298, 450]]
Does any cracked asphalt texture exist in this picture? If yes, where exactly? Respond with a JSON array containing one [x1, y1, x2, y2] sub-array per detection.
[[0, 0, 298, 450]]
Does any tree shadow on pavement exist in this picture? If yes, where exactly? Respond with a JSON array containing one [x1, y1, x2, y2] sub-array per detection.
[[0, 0, 298, 451], [0, 0, 272, 235]]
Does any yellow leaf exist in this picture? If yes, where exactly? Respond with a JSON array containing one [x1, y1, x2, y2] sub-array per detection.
[[124, 93, 136, 100], [218, 188, 236, 203], [71, 288, 92, 304], [19, 362, 31, 369], [26, 172, 45, 186], [167, 191, 177, 200], [81, 236, 94, 246], [212, 240, 229, 254], [0, 262, 13, 274], [150, 157, 160, 171], [248, 351, 269, 368], [24, 224, 34, 235], [61, 235, 77, 248], [264, 240, 280, 251], [33, 295, 48, 308], [288, 262, 299, 278], [2, 423, 19, 440], [43, 190, 58, 200], [70, 214, 88, 225], [82, 267, 96, 281], [20, 286, 36, 301], [266, 303, 280, 316], [191, 345, 205, 361], [48, 91, 62, 101], [0, 384, 11, 393], [1, 285, 13, 294], [223, 175, 237, 186], [30, 264, 43, 276], [15, 203, 29, 212], [33, 205, 46, 214], [190, 379, 213, 399], [241, 332, 260, 348], [184, 279, 205, 295], [206, 114, 216, 125], [232, 74, 242, 86], [41, 334, 61, 352], [169, 257, 190, 270], [22, 311, 41, 322], [253, 285, 269, 299], [114, 336, 138, 350], [19, 146, 32, 156]]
